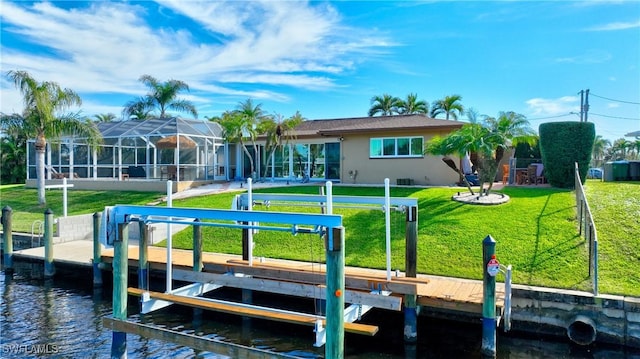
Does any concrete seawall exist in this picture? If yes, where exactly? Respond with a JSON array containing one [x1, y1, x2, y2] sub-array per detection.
[[509, 285, 640, 348]]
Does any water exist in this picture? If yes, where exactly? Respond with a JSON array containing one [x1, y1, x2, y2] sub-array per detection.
[[1, 263, 638, 359]]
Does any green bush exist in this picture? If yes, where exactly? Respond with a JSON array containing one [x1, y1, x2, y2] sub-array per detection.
[[539, 122, 595, 188]]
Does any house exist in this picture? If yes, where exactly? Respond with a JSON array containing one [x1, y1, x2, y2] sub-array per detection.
[[26, 114, 466, 192], [230, 114, 465, 186]]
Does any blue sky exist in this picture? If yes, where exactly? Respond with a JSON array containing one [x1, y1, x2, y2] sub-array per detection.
[[1, 1, 639, 143]]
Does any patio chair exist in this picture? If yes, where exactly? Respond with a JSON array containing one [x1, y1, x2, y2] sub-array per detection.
[[527, 165, 538, 185], [502, 164, 509, 185]]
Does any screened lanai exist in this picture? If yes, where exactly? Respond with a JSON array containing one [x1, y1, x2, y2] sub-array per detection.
[[27, 118, 226, 186]]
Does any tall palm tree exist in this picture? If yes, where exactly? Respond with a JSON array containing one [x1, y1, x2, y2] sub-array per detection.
[[260, 111, 304, 178], [93, 113, 117, 123], [235, 99, 269, 178], [430, 94, 464, 120], [123, 74, 198, 119], [1, 70, 102, 204], [368, 94, 402, 116], [592, 135, 611, 167], [465, 107, 482, 124], [398, 93, 428, 115]]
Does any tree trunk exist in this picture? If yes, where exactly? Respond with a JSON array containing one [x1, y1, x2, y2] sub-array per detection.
[[35, 134, 47, 205], [239, 140, 254, 178]]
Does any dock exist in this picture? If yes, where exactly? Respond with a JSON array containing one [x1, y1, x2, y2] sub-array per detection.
[[11, 241, 505, 316]]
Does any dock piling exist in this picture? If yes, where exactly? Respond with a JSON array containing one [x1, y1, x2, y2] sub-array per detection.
[[112, 222, 129, 359], [193, 219, 202, 272], [2, 206, 13, 273], [404, 205, 418, 343], [93, 212, 102, 286], [482, 235, 497, 358], [325, 226, 345, 359], [139, 221, 149, 290], [44, 209, 55, 278]]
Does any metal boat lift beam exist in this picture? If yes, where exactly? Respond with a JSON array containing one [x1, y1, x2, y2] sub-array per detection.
[[238, 193, 418, 210]]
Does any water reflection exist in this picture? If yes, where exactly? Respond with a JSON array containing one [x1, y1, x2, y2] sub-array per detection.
[[1, 263, 638, 359]]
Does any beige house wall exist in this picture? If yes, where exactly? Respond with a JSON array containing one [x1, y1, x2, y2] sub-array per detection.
[[340, 130, 461, 186]]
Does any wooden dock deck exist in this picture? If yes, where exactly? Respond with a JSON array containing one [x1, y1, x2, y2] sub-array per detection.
[[11, 241, 505, 316]]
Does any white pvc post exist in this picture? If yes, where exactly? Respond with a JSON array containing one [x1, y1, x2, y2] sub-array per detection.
[[385, 178, 391, 281], [166, 180, 173, 293], [63, 177, 68, 217], [326, 181, 333, 215], [247, 178, 253, 266]]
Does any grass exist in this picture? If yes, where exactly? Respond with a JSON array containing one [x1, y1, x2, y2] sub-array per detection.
[[0, 184, 164, 232], [583, 180, 640, 296], [166, 184, 613, 294], [1, 181, 637, 297]]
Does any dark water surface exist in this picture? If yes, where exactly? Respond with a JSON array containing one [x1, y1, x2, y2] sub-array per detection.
[[1, 263, 638, 359]]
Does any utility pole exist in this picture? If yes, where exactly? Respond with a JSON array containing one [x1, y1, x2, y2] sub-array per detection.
[[584, 89, 590, 122], [579, 90, 585, 122]]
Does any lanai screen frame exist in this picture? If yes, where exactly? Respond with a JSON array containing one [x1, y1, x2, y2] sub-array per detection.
[[26, 117, 226, 182]]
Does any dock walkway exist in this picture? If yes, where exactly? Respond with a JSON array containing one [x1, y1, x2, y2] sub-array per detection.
[[12, 241, 505, 316]]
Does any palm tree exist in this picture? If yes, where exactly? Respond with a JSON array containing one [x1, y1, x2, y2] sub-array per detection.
[[0, 130, 27, 184], [1, 70, 102, 204], [465, 107, 482, 124], [398, 93, 428, 114], [93, 113, 117, 123], [430, 94, 464, 120], [236, 99, 269, 178], [611, 138, 631, 160], [123, 74, 197, 119], [368, 94, 402, 116], [425, 111, 534, 197], [592, 135, 611, 167], [260, 111, 304, 178]]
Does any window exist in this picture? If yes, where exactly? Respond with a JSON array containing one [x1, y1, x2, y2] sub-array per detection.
[[370, 137, 423, 158]]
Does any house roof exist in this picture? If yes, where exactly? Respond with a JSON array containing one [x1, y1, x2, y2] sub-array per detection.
[[292, 114, 465, 138], [625, 130, 640, 137]]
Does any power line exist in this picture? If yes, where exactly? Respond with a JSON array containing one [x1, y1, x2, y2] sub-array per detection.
[[590, 92, 640, 105], [590, 112, 640, 121], [527, 113, 575, 121]]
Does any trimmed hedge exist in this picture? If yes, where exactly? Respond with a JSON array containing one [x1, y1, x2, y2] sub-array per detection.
[[539, 122, 595, 188]]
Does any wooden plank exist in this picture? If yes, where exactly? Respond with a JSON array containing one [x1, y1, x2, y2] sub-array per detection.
[[103, 317, 299, 359], [172, 269, 402, 311], [128, 288, 379, 336], [218, 261, 419, 295]]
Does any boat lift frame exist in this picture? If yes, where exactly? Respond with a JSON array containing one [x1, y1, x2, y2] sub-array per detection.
[[107, 201, 354, 357]]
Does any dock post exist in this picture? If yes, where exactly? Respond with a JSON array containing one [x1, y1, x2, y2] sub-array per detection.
[[325, 226, 345, 359], [482, 235, 497, 358], [44, 208, 55, 278], [193, 219, 202, 272], [2, 206, 13, 273], [93, 212, 102, 286], [112, 222, 129, 359], [138, 221, 149, 290], [404, 205, 418, 343]]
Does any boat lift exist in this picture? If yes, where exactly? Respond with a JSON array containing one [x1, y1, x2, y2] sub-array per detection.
[[103, 201, 382, 357]]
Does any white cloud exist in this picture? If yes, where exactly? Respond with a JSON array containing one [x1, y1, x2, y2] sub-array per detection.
[[0, 1, 392, 115], [525, 96, 580, 116], [555, 50, 612, 64], [586, 19, 640, 31]]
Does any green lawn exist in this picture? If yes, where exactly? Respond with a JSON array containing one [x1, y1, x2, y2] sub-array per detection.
[[167, 183, 638, 296], [1, 181, 637, 297], [0, 184, 163, 232], [583, 180, 640, 296]]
